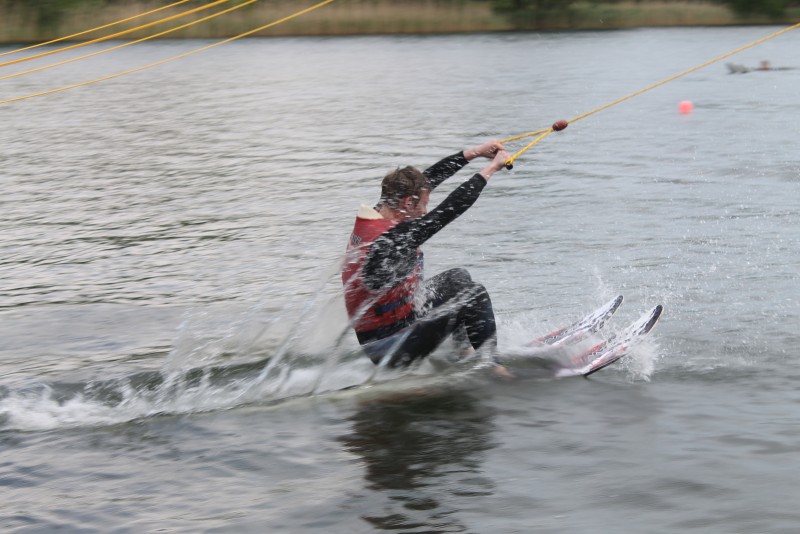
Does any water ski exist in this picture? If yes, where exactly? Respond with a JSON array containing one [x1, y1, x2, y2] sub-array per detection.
[[496, 299, 662, 379]]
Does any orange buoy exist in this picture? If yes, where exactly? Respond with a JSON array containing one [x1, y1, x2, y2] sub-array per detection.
[[678, 100, 694, 114]]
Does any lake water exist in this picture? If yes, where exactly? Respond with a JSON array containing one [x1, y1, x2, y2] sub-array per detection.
[[1, 25, 799, 532]]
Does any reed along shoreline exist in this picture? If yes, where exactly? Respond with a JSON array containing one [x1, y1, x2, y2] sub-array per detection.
[[1, 0, 798, 44]]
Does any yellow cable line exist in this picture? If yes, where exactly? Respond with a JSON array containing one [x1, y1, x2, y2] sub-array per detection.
[[500, 128, 548, 144], [0, 0, 191, 58], [0, 0, 257, 83], [502, 21, 800, 167], [0, 0, 337, 106], [504, 130, 551, 169], [0, 0, 234, 69]]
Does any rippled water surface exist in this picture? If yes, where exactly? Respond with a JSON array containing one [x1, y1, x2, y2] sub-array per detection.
[[2, 26, 800, 532]]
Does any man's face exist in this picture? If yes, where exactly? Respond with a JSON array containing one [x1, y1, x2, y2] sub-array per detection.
[[404, 189, 430, 219]]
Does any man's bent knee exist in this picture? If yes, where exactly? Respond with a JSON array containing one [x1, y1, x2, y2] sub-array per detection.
[[444, 267, 473, 288]]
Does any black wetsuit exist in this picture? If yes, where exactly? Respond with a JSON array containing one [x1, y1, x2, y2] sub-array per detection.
[[359, 152, 497, 367]]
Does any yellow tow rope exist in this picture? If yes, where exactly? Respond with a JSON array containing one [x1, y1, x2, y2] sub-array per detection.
[[0, 0, 336, 106], [501, 21, 800, 169], [0, 0, 191, 58], [0, 3, 795, 123], [0, 0, 256, 83], [0, 0, 236, 69]]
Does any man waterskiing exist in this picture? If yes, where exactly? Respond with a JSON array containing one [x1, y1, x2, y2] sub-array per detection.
[[342, 140, 511, 368]]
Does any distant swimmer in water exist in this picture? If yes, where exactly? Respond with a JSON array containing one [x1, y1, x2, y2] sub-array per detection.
[[727, 60, 792, 74], [342, 139, 511, 369], [726, 62, 751, 74]]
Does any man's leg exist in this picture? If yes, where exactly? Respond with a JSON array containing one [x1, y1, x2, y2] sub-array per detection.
[[422, 268, 497, 352], [383, 309, 459, 368], [384, 268, 497, 368]]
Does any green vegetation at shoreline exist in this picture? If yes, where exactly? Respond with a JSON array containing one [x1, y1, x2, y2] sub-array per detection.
[[0, 0, 798, 44]]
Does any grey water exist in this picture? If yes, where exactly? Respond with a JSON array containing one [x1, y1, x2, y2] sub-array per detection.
[[1, 26, 799, 532]]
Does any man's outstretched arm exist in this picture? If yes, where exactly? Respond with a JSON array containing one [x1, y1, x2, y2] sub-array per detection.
[[363, 147, 509, 290], [424, 140, 507, 191]]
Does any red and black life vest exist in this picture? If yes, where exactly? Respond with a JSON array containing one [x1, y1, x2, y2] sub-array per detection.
[[342, 215, 422, 335]]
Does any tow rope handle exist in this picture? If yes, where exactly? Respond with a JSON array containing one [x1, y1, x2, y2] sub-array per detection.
[[503, 120, 568, 170]]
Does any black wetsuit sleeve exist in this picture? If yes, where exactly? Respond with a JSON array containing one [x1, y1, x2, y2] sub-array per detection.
[[423, 151, 469, 191], [362, 173, 487, 290]]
